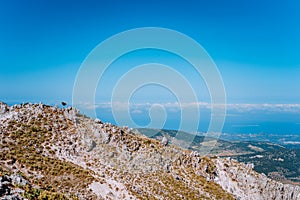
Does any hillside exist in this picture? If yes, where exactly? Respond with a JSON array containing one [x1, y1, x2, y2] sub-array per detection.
[[1, 102, 300, 199], [138, 128, 300, 184]]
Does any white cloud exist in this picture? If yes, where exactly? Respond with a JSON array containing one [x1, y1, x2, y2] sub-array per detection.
[[226, 103, 300, 113], [283, 141, 300, 145], [131, 109, 143, 114], [75, 102, 300, 114]]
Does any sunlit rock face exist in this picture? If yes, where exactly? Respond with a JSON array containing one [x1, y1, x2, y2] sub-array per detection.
[[213, 158, 300, 200]]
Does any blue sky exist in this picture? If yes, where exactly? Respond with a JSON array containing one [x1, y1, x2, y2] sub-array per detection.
[[1, 0, 299, 104], [1, 0, 300, 131]]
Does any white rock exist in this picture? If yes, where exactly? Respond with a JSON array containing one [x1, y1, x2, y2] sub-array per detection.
[[161, 136, 168, 146], [0, 102, 8, 114], [94, 118, 101, 123]]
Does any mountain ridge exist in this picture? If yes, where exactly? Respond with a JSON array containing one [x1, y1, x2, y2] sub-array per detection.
[[1, 102, 300, 199]]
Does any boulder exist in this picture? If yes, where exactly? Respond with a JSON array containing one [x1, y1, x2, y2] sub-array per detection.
[[94, 118, 101, 124], [161, 136, 168, 146], [0, 102, 8, 114]]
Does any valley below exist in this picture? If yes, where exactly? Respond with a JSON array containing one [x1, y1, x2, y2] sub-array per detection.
[[138, 128, 300, 185]]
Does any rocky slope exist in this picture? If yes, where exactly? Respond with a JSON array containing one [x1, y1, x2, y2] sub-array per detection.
[[139, 128, 300, 184], [0, 102, 299, 200]]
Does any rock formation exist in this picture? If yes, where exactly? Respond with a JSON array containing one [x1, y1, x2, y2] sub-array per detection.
[[0, 102, 299, 199]]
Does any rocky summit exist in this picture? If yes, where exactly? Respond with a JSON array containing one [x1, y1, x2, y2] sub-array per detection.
[[0, 102, 300, 200]]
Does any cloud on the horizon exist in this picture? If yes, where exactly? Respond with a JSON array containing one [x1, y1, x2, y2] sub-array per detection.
[[75, 102, 300, 114]]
